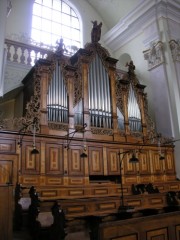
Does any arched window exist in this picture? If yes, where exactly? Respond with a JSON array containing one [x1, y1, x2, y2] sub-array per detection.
[[31, 0, 81, 55]]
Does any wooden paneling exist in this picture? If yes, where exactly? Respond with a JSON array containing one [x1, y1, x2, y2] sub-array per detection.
[[68, 147, 85, 176], [21, 141, 40, 174], [165, 151, 175, 174], [107, 148, 120, 175], [176, 225, 180, 240], [0, 160, 13, 184], [0, 154, 18, 185], [89, 146, 103, 175], [138, 150, 151, 175], [0, 139, 16, 153], [112, 235, 138, 240], [45, 143, 64, 174], [146, 228, 168, 240], [123, 150, 137, 175], [99, 211, 180, 240], [151, 151, 164, 174], [0, 185, 13, 240]]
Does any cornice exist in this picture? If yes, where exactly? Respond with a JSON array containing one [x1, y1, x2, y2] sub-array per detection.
[[102, 0, 180, 52]]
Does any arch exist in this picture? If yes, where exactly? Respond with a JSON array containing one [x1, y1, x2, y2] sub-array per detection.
[[117, 53, 131, 70]]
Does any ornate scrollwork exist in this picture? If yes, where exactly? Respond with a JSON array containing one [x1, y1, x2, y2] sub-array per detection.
[[143, 41, 164, 70], [48, 122, 68, 131], [85, 42, 110, 69], [169, 39, 180, 62], [0, 117, 25, 131], [91, 127, 113, 136]]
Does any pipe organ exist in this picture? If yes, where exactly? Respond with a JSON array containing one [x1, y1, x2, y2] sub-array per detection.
[[88, 54, 112, 129], [47, 60, 68, 123], [0, 26, 178, 220]]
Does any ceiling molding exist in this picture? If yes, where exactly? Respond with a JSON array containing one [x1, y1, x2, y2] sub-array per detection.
[[102, 0, 180, 52]]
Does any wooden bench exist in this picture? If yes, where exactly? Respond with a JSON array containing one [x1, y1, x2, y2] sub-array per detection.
[[99, 210, 180, 240]]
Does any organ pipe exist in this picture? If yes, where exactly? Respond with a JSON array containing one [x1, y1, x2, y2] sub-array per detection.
[[88, 54, 112, 128], [47, 60, 68, 123], [128, 84, 141, 132]]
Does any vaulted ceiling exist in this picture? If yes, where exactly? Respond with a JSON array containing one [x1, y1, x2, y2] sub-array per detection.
[[86, 0, 142, 29]]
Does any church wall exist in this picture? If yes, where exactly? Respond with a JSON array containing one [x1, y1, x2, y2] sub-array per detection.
[[6, 0, 34, 40], [0, 99, 15, 118], [14, 91, 23, 117]]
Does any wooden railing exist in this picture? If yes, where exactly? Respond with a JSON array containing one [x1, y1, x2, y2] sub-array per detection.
[[5, 39, 53, 66]]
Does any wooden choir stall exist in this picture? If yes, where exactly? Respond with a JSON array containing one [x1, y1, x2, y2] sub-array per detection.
[[1, 23, 180, 240]]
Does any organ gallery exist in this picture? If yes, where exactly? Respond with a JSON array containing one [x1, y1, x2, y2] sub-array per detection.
[[0, 21, 180, 240]]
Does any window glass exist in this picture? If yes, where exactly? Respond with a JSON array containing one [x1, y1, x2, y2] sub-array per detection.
[[71, 28, 80, 41], [31, 29, 41, 42], [43, 0, 52, 8], [52, 10, 61, 23], [62, 25, 71, 38], [62, 13, 71, 26], [53, 0, 61, 11], [41, 31, 52, 45], [52, 22, 61, 35], [62, 2, 70, 14], [71, 17, 79, 29], [33, 4, 41, 16], [35, 0, 42, 4], [32, 16, 41, 29], [42, 6, 52, 19], [32, 0, 81, 55], [41, 19, 51, 32]]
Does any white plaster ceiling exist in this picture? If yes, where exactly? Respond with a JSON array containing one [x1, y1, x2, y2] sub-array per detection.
[[86, 0, 142, 29]]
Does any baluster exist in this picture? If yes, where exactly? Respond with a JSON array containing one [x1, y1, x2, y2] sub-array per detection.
[[27, 49, 32, 66], [34, 50, 38, 65], [6, 43, 11, 61], [20, 47, 25, 64], [13, 46, 18, 62]]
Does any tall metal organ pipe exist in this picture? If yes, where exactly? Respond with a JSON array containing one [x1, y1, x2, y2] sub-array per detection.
[[47, 60, 68, 123], [88, 54, 112, 128]]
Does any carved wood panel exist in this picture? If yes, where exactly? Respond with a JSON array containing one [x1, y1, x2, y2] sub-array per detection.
[[151, 151, 164, 174], [138, 150, 151, 175], [164, 151, 175, 174], [0, 160, 13, 184], [146, 228, 168, 240], [107, 149, 120, 175], [88, 146, 103, 175], [123, 150, 137, 175], [21, 141, 40, 174], [68, 147, 85, 176], [176, 225, 180, 240], [112, 235, 138, 240], [0, 185, 13, 240], [0, 139, 16, 153], [45, 143, 63, 174], [0, 154, 18, 186]]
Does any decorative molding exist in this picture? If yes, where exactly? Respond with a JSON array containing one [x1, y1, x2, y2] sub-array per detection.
[[102, 0, 180, 51], [143, 41, 164, 70], [169, 39, 180, 62], [91, 127, 113, 136]]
